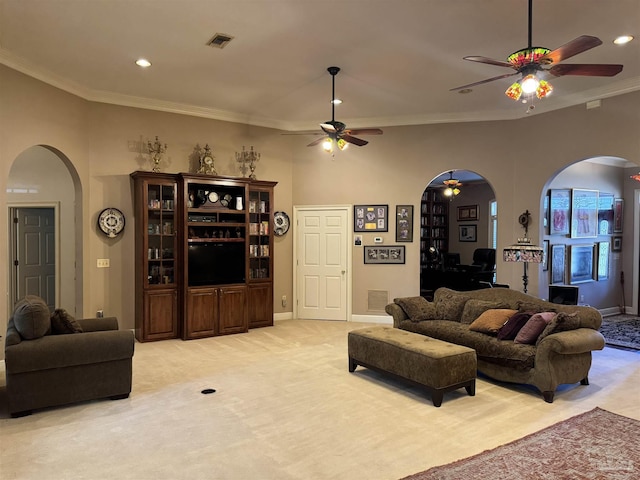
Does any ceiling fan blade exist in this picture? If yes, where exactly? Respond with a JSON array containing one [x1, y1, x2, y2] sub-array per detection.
[[540, 35, 602, 64], [450, 71, 519, 91], [463, 56, 515, 68], [346, 128, 383, 136], [282, 132, 323, 136], [341, 134, 368, 147], [307, 137, 326, 147], [320, 123, 337, 133], [548, 63, 623, 77]]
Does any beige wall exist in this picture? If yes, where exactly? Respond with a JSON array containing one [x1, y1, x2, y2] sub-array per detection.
[[2, 63, 639, 341]]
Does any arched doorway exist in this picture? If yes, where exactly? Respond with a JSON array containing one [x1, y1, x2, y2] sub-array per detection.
[[420, 170, 497, 299], [6, 145, 83, 315]]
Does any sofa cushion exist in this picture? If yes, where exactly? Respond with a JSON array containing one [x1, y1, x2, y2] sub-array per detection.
[[460, 299, 509, 325], [517, 300, 557, 314], [434, 288, 470, 322], [469, 309, 518, 334], [50, 309, 83, 334], [497, 311, 533, 340], [514, 312, 556, 344], [12, 295, 51, 340], [536, 312, 583, 345], [394, 297, 437, 321]]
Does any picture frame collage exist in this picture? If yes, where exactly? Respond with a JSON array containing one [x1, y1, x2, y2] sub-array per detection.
[[354, 204, 412, 265], [547, 188, 623, 285]]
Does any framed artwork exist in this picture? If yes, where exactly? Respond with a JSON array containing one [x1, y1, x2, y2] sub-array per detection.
[[395, 205, 413, 242], [550, 244, 566, 284], [542, 240, 549, 271], [543, 193, 549, 232], [364, 245, 405, 264], [354, 235, 363, 247], [459, 224, 477, 242], [597, 241, 610, 281], [597, 193, 614, 235], [569, 244, 595, 284], [354, 205, 388, 232], [571, 189, 598, 238], [457, 205, 478, 221], [549, 189, 570, 235], [612, 236, 622, 252], [613, 198, 624, 233]]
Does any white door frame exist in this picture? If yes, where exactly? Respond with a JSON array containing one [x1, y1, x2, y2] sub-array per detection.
[[632, 189, 639, 314], [293, 205, 353, 321], [7, 202, 61, 313]]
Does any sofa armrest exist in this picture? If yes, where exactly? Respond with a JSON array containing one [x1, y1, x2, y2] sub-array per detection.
[[537, 328, 605, 356], [77, 316, 119, 332], [5, 329, 134, 374], [385, 303, 409, 328]]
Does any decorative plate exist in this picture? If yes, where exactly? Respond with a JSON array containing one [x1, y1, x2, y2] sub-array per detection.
[[274, 211, 290, 236], [97, 207, 125, 238]]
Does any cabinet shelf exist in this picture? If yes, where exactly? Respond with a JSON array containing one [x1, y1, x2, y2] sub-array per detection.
[[187, 238, 245, 243], [188, 222, 245, 227]]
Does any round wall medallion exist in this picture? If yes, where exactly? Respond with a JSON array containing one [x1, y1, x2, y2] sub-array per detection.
[[98, 208, 125, 238], [274, 211, 290, 236]]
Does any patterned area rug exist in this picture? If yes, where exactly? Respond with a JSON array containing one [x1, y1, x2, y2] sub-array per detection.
[[599, 314, 640, 350], [401, 408, 640, 480]]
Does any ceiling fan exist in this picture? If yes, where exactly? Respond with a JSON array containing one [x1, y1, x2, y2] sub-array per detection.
[[305, 66, 383, 152], [450, 0, 623, 101]]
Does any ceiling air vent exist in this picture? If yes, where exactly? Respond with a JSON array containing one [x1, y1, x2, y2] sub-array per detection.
[[207, 33, 234, 49]]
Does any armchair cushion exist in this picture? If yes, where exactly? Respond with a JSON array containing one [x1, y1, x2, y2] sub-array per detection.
[[50, 309, 83, 334], [12, 295, 51, 340]]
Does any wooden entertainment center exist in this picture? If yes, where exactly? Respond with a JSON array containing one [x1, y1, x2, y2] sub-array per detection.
[[131, 171, 276, 342]]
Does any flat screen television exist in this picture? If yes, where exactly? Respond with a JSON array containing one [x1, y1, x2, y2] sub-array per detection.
[[549, 285, 579, 305], [188, 242, 245, 286]]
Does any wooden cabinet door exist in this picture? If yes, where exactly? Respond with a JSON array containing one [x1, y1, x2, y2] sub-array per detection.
[[218, 286, 247, 335], [248, 283, 273, 328], [143, 289, 178, 341], [185, 288, 218, 339]]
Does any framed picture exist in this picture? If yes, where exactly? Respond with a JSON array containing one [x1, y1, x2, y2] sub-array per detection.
[[354, 235, 363, 247], [597, 193, 614, 235], [543, 193, 549, 233], [549, 189, 570, 235], [597, 241, 609, 281], [354, 205, 388, 232], [395, 205, 413, 242], [459, 224, 477, 242], [550, 244, 566, 284], [457, 205, 478, 221], [542, 240, 549, 271], [363, 245, 405, 264], [613, 198, 624, 233], [569, 244, 595, 284], [571, 189, 598, 238], [612, 236, 622, 252]]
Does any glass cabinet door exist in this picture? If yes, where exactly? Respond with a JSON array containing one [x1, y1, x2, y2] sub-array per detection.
[[248, 189, 271, 280], [146, 183, 176, 286]]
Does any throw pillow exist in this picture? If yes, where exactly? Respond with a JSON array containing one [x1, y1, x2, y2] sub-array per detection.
[[434, 288, 470, 322], [514, 311, 556, 344], [497, 311, 533, 340], [50, 308, 83, 334], [460, 299, 509, 325], [394, 297, 437, 321], [536, 312, 582, 345], [469, 309, 519, 334], [12, 295, 51, 340]]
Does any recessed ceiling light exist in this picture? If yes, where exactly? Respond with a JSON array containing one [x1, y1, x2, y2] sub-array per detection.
[[135, 58, 152, 68], [613, 35, 634, 45]]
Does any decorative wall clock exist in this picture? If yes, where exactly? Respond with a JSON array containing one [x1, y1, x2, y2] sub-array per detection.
[[274, 211, 290, 236], [98, 208, 125, 238]]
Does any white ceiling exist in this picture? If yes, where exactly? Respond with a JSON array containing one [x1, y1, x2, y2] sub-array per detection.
[[1, 0, 639, 132]]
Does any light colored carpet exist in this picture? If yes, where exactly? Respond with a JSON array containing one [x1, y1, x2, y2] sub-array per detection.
[[1, 319, 639, 480]]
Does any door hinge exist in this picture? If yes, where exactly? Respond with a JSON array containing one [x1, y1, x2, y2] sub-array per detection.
[[14, 260, 19, 266], [13, 217, 18, 224]]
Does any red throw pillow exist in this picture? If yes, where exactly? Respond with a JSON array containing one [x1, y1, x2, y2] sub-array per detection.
[[497, 311, 533, 341]]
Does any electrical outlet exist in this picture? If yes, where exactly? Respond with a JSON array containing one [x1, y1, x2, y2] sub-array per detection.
[[97, 259, 110, 268], [282, 295, 287, 307]]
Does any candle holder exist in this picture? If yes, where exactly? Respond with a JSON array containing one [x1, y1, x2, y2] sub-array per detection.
[[147, 136, 167, 173], [235, 145, 260, 179]]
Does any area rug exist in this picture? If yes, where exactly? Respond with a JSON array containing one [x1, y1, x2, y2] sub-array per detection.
[[401, 408, 640, 480], [599, 314, 640, 350]]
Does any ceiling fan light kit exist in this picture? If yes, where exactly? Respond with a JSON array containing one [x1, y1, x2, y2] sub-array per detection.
[[443, 171, 462, 198]]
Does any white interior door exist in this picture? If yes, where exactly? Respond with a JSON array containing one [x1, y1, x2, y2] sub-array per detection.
[[295, 206, 350, 320]]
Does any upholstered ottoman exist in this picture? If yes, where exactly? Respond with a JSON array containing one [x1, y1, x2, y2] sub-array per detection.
[[348, 326, 477, 407]]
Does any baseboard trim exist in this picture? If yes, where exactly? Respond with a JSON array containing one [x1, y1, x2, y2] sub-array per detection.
[[600, 306, 632, 317], [274, 312, 293, 322], [350, 314, 393, 325]]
